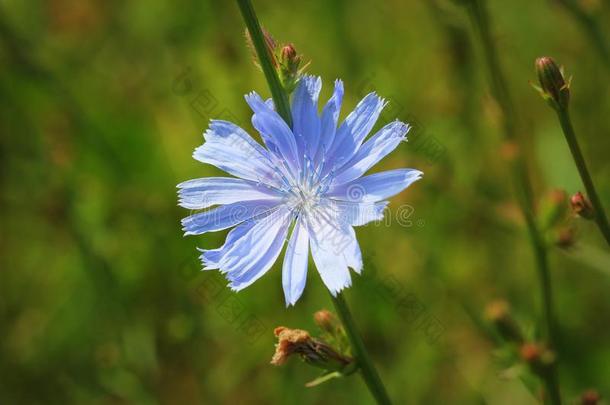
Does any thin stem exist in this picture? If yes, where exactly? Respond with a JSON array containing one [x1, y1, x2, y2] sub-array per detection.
[[236, 0, 293, 128], [235, 2, 391, 403], [462, 1, 561, 403], [556, 108, 610, 245], [332, 292, 392, 405]]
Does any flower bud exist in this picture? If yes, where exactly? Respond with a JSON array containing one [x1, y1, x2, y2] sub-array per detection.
[[535, 56, 570, 110], [555, 226, 575, 249], [278, 43, 306, 94], [581, 389, 601, 405], [571, 191, 595, 220], [314, 309, 337, 334], [484, 300, 524, 344], [539, 189, 568, 230], [280, 44, 297, 62], [500, 141, 520, 163], [520, 342, 556, 376]]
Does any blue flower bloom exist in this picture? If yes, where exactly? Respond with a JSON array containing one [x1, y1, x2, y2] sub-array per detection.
[[178, 76, 422, 306]]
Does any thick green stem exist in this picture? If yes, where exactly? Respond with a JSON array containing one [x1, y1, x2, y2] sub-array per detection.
[[556, 109, 610, 246], [236, 0, 293, 128], [235, 1, 391, 403], [462, 1, 561, 403], [332, 292, 392, 405]]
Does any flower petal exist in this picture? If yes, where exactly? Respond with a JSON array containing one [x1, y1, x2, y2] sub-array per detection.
[[198, 218, 259, 270], [195, 120, 277, 184], [181, 200, 279, 236], [177, 177, 283, 209], [327, 169, 423, 203], [291, 75, 322, 159], [326, 200, 389, 226], [282, 217, 309, 306], [325, 92, 386, 172], [246, 92, 300, 172], [315, 79, 344, 164], [342, 226, 363, 274], [307, 210, 352, 296], [220, 208, 292, 291], [332, 121, 409, 185]]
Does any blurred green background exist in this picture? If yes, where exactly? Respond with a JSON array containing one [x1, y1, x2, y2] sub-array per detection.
[[2, 0, 610, 404]]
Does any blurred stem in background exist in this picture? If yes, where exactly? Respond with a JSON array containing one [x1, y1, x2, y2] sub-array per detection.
[[535, 57, 610, 246], [426, 0, 480, 147], [552, 0, 610, 72], [458, 0, 562, 403], [235, 1, 392, 404]]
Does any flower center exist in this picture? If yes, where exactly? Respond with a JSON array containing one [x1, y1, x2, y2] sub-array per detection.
[[286, 182, 320, 214]]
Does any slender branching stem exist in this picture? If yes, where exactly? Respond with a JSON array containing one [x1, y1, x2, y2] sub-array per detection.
[[555, 108, 610, 245], [332, 293, 392, 405], [235, 1, 391, 403], [461, 1, 561, 403]]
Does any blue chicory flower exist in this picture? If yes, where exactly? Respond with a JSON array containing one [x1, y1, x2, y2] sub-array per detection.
[[178, 75, 422, 306]]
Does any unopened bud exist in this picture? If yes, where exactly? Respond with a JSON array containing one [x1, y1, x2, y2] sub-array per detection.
[[555, 226, 575, 249], [520, 342, 542, 363], [540, 189, 568, 230], [500, 141, 520, 163], [271, 327, 353, 372], [571, 191, 595, 220], [581, 389, 601, 405], [535, 56, 570, 110], [281, 44, 297, 61], [520, 342, 556, 376], [278, 43, 306, 94], [314, 310, 337, 334], [485, 300, 524, 344]]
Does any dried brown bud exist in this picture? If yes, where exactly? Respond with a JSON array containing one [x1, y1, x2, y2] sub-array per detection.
[[535, 56, 570, 110], [485, 300, 524, 344], [571, 191, 595, 220], [581, 389, 601, 405]]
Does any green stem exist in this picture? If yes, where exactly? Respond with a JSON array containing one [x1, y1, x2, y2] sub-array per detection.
[[235, 2, 391, 403], [332, 292, 392, 405], [236, 0, 293, 128], [462, 1, 561, 403], [556, 108, 610, 246]]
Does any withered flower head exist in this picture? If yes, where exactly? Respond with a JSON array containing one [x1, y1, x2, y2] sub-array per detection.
[[271, 327, 312, 366], [271, 326, 353, 372]]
